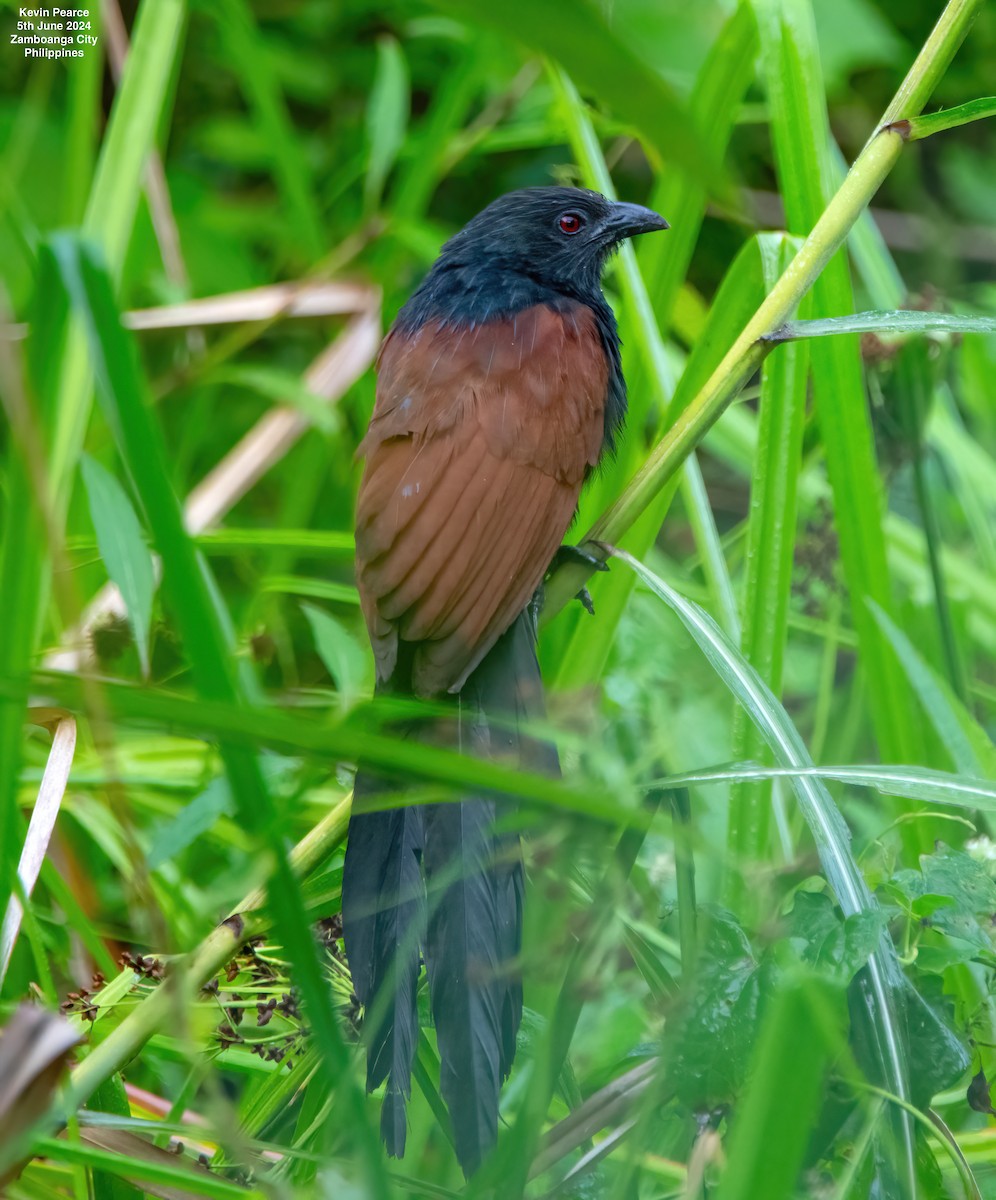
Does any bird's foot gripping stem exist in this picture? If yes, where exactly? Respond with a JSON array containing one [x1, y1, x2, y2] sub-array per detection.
[[549, 543, 609, 616]]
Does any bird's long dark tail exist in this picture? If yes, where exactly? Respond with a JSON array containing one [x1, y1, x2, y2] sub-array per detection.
[[341, 607, 555, 1175], [341, 790, 425, 1155]]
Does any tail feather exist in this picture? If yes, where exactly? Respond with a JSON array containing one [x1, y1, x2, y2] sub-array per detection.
[[423, 608, 554, 1175], [342, 786, 424, 1158], [343, 607, 556, 1174], [497, 854, 525, 1080], [424, 797, 505, 1176]]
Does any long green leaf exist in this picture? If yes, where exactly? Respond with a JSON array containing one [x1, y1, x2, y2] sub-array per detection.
[[903, 95, 996, 139], [0, 0, 185, 978], [660, 763, 996, 810], [715, 974, 840, 1200], [727, 234, 808, 904], [11, 670, 640, 829], [871, 603, 996, 778], [31, 1136, 264, 1200], [51, 0, 187, 499], [769, 309, 996, 340]]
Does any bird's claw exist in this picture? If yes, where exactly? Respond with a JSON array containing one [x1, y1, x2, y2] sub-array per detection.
[[575, 586, 596, 616], [551, 543, 610, 573]]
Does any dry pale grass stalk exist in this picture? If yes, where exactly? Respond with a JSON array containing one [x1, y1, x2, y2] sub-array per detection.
[[0, 710, 77, 985]]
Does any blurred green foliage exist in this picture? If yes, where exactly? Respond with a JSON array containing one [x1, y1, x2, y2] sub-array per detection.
[[1, 0, 996, 1195]]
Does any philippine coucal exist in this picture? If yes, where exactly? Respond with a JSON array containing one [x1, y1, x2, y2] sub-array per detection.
[[342, 186, 667, 1174]]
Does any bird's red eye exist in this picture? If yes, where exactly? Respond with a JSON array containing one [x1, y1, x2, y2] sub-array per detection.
[[558, 211, 583, 235]]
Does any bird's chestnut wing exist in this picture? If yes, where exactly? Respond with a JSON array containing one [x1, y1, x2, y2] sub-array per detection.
[[355, 303, 607, 696]]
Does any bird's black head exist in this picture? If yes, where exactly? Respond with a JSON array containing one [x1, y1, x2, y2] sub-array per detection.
[[441, 186, 667, 297], [399, 187, 668, 329]]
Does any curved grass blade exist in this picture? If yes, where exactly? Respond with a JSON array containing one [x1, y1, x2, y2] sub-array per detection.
[[871, 602, 996, 778], [611, 546, 916, 1188], [657, 763, 996, 810]]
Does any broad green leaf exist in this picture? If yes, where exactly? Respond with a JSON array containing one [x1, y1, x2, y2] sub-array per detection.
[[785, 892, 885, 982], [80, 454, 156, 678], [889, 846, 996, 958], [668, 910, 761, 1109]]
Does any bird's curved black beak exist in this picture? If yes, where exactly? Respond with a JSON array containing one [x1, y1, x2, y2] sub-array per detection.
[[603, 201, 669, 241]]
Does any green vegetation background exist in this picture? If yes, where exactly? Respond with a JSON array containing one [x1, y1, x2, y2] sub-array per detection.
[[1, 0, 995, 1196]]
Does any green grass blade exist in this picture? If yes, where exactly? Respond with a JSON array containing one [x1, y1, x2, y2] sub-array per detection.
[[770, 310, 996, 340], [209, 0, 324, 262], [639, 1, 759, 329], [727, 235, 808, 906], [871, 603, 996, 778], [15, 669, 640, 829], [543, 8, 757, 686], [79, 455, 156, 679], [80, 0, 186, 281], [50, 0, 187, 507], [30, 1136, 264, 1200], [0, 267, 67, 993], [364, 36, 410, 210], [904, 95, 996, 140], [752, 0, 919, 764], [548, 231, 780, 690], [661, 763, 996, 810]]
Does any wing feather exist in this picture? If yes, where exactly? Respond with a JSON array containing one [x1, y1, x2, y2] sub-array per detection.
[[355, 303, 608, 696]]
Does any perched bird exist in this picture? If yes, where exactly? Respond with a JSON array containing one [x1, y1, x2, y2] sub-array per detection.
[[343, 186, 667, 1174]]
